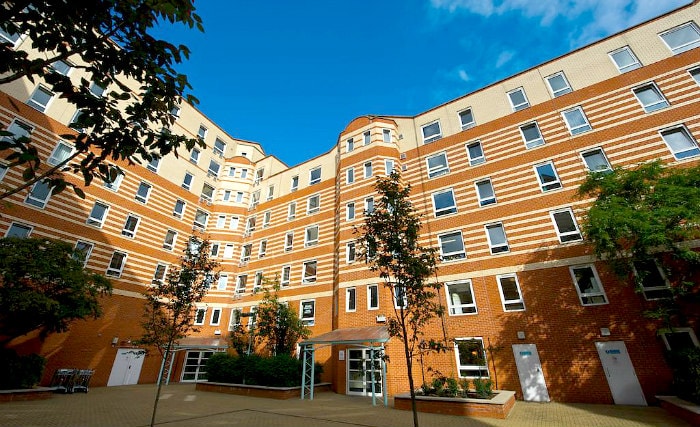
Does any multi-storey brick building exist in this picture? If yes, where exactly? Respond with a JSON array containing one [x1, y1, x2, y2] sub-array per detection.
[[1, 1, 699, 405]]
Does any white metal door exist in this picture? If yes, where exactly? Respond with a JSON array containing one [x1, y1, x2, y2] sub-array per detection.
[[347, 348, 382, 396], [512, 344, 550, 402], [107, 349, 145, 386], [595, 341, 647, 406]]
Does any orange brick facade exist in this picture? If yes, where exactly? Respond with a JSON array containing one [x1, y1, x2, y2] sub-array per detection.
[[1, 2, 699, 405]]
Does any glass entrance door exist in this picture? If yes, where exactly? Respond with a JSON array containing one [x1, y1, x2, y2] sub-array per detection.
[[181, 350, 213, 382], [347, 348, 382, 396]]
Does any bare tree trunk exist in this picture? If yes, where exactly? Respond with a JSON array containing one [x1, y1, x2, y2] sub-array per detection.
[[401, 319, 419, 427]]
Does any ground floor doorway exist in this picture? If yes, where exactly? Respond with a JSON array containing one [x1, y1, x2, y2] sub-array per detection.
[[181, 350, 213, 382], [347, 347, 383, 396]]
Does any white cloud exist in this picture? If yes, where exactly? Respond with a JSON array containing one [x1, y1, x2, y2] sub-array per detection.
[[495, 50, 515, 68], [458, 68, 470, 82]]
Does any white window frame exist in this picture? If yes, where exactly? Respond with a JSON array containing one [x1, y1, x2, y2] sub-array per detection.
[[4, 119, 33, 142], [550, 208, 583, 243], [382, 129, 391, 143], [426, 152, 449, 179], [172, 199, 186, 219], [363, 130, 371, 146], [307, 194, 320, 214], [73, 240, 94, 266], [475, 178, 496, 206], [106, 251, 128, 277], [281, 265, 291, 287], [267, 185, 274, 201], [393, 284, 407, 309], [302, 260, 317, 283], [346, 137, 354, 152], [609, 46, 642, 73], [632, 259, 673, 300], [364, 197, 374, 214], [152, 263, 168, 285], [300, 299, 315, 326], [210, 242, 220, 258], [284, 232, 293, 252], [230, 216, 239, 230], [209, 308, 222, 326], [235, 275, 247, 294], [346, 241, 356, 263], [193, 209, 208, 230], [146, 157, 160, 173], [213, 138, 226, 156], [569, 265, 608, 306], [520, 122, 545, 149], [182, 172, 194, 190], [546, 71, 572, 97], [27, 85, 54, 112], [432, 188, 457, 217], [5, 222, 33, 238], [216, 214, 226, 228], [385, 159, 394, 175], [364, 161, 372, 179], [454, 338, 489, 378], [222, 243, 234, 259], [163, 229, 177, 251], [47, 141, 74, 166], [562, 106, 592, 135], [290, 175, 299, 191], [507, 87, 529, 111], [0, 163, 7, 181], [346, 167, 355, 184], [25, 180, 52, 208], [309, 167, 321, 185], [445, 280, 477, 315], [346, 202, 355, 220], [121, 213, 140, 238], [580, 147, 612, 173], [228, 308, 242, 331], [438, 230, 466, 261], [222, 190, 231, 202], [466, 140, 486, 166], [659, 22, 700, 55], [690, 67, 700, 85], [346, 287, 357, 312], [367, 284, 379, 310], [287, 201, 296, 220], [262, 211, 271, 228], [632, 82, 669, 113], [305, 225, 319, 247], [194, 308, 206, 326], [459, 108, 475, 130], [660, 125, 700, 160], [485, 222, 509, 254], [259, 239, 267, 258], [534, 161, 563, 192], [659, 327, 700, 351], [254, 271, 263, 290], [208, 159, 221, 177], [496, 273, 525, 312], [421, 121, 442, 144], [87, 201, 109, 228], [197, 125, 208, 140], [104, 169, 124, 192], [189, 148, 200, 164]]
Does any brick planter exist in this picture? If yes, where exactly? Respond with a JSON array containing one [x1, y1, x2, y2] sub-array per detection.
[[657, 395, 700, 426], [0, 387, 55, 402], [196, 381, 332, 399], [394, 390, 516, 419]]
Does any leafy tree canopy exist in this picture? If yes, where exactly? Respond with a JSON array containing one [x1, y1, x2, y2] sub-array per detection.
[[0, 237, 111, 346], [0, 0, 203, 199]]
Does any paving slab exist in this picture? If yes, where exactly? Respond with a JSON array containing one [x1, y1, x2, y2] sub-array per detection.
[[0, 384, 691, 427]]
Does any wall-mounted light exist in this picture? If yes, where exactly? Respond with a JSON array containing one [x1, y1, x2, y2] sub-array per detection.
[[600, 328, 611, 337], [111, 336, 119, 347], [516, 331, 526, 340]]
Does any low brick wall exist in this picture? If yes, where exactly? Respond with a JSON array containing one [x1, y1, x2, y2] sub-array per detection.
[[394, 390, 516, 419], [0, 387, 55, 403], [196, 382, 332, 400], [657, 396, 700, 426]]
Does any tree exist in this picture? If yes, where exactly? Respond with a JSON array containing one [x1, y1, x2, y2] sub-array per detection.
[[0, 237, 111, 347], [138, 236, 218, 427], [0, 1, 203, 200], [356, 171, 445, 427], [577, 160, 700, 321]]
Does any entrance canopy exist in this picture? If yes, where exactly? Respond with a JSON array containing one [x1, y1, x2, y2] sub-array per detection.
[[172, 337, 229, 350]]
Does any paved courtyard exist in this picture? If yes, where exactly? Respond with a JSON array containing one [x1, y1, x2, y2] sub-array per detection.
[[0, 384, 691, 427]]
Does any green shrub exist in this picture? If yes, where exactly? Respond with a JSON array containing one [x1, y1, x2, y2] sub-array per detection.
[[667, 347, 700, 404], [472, 377, 493, 399], [0, 349, 46, 389], [445, 377, 459, 397], [206, 353, 315, 387]]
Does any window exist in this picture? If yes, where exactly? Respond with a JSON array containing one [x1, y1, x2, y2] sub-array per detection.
[[25, 181, 52, 208], [210, 308, 222, 326], [309, 167, 321, 185], [364, 161, 372, 178], [182, 172, 194, 190], [208, 160, 220, 177], [152, 263, 168, 285], [432, 189, 457, 217], [193, 209, 208, 230], [240, 168, 248, 179], [27, 85, 54, 112], [581, 148, 612, 173], [633, 259, 673, 300], [189, 148, 200, 164], [87, 201, 109, 227], [383, 129, 391, 143], [346, 287, 357, 312], [89, 82, 106, 98], [302, 260, 317, 283], [47, 141, 73, 166], [346, 167, 355, 184], [216, 215, 226, 228], [475, 179, 496, 206], [570, 265, 608, 305], [300, 300, 315, 326], [73, 240, 94, 266], [259, 240, 267, 258], [245, 216, 256, 234], [562, 106, 592, 135], [466, 141, 486, 166], [223, 243, 234, 259], [228, 308, 242, 331], [534, 161, 562, 191], [455, 338, 488, 377], [439, 231, 466, 261], [421, 121, 442, 143], [222, 190, 231, 202], [194, 308, 206, 325], [284, 232, 293, 252], [0, 164, 6, 181], [261, 211, 271, 228], [197, 125, 207, 140], [305, 225, 319, 247], [346, 202, 355, 220], [385, 160, 395, 175], [247, 306, 257, 326], [691, 67, 700, 85], [106, 251, 127, 277], [426, 152, 449, 178], [254, 168, 264, 186], [210, 242, 220, 257], [346, 137, 354, 152], [660, 328, 700, 351], [364, 130, 371, 146], [69, 109, 86, 132], [169, 201, 186, 220], [393, 285, 407, 309], [659, 22, 700, 54], [254, 271, 263, 290], [497, 274, 525, 311], [507, 87, 529, 111], [520, 122, 545, 149], [266, 185, 274, 201], [0, 28, 21, 45], [213, 138, 226, 156], [135, 182, 151, 203], [230, 216, 240, 229], [235, 275, 247, 294], [609, 46, 641, 73], [367, 284, 379, 310], [170, 105, 181, 118], [660, 125, 700, 159], [147, 157, 160, 173], [249, 191, 260, 208], [446, 281, 477, 315], [121, 214, 140, 238], [104, 169, 123, 192], [459, 108, 475, 130], [5, 222, 32, 238], [485, 223, 509, 254], [281, 265, 291, 287], [365, 197, 374, 214], [307, 194, 320, 214], [163, 230, 177, 251], [290, 175, 299, 191], [546, 72, 572, 97], [346, 242, 356, 263], [287, 201, 296, 221], [550, 208, 583, 243], [633, 83, 669, 112]]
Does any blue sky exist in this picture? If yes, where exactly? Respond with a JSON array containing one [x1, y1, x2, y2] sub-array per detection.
[[159, 0, 689, 166]]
